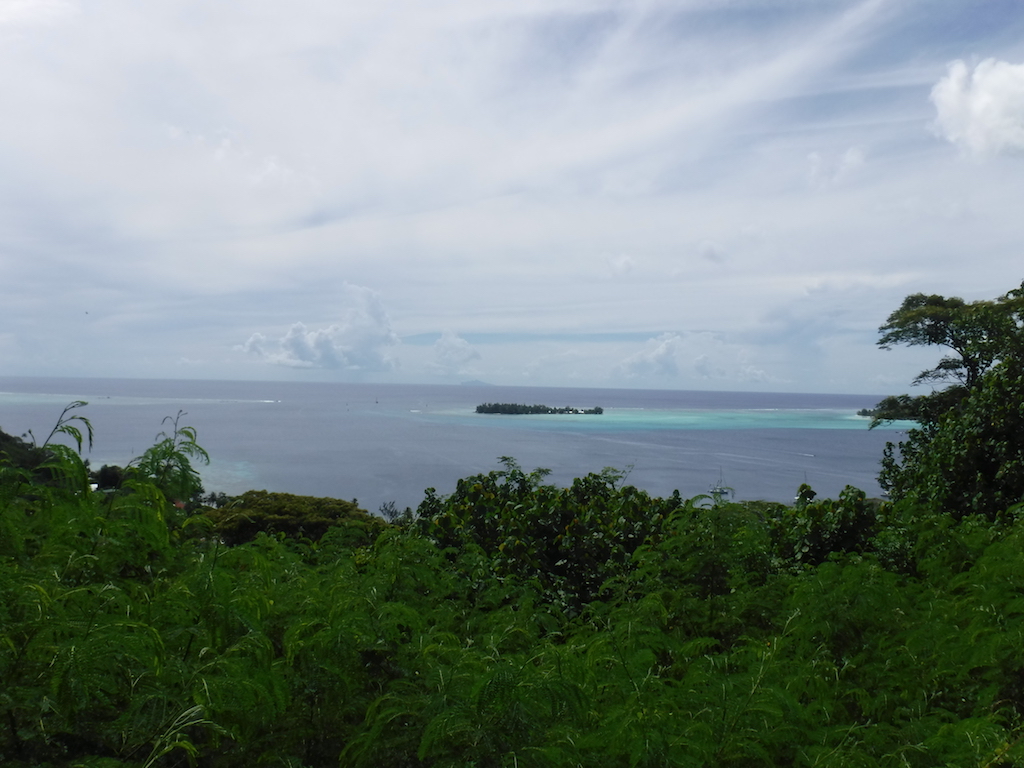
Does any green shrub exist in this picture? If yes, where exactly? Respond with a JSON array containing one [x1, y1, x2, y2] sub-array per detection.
[[203, 489, 385, 547]]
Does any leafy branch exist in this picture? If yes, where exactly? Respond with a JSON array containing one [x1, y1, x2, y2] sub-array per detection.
[[128, 411, 209, 504], [24, 400, 94, 453]]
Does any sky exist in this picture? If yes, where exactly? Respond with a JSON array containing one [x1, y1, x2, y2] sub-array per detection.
[[2, 0, 1024, 394]]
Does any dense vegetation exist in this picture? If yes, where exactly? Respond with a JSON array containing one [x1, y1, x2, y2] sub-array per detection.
[[870, 281, 1024, 519], [476, 403, 604, 415], [2, 283, 1023, 767]]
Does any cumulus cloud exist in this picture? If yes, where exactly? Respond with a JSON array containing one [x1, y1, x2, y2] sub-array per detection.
[[694, 351, 769, 384], [241, 284, 399, 371], [694, 354, 724, 379], [738, 365, 770, 383], [807, 146, 865, 187], [7, 3, 1024, 392], [613, 333, 682, 379], [429, 330, 481, 376], [931, 58, 1024, 156]]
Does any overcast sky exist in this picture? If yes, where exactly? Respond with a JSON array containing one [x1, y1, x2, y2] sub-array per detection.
[[3, 0, 1024, 394]]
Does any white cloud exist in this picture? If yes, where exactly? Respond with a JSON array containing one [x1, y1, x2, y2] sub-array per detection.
[[738, 365, 770, 383], [607, 253, 635, 277], [698, 240, 726, 264], [807, 146, 866, 187], [429, 330, 481, 376], [4, 3, 1024, 392], [164, 126, 308, 190], [241, 284, 399, 371], [694, 354, 724, 379], [522, 347, 591, 383], [0, 0, 77, 25], [931, 59, 1024, 156], [614, 333, 682, 379]]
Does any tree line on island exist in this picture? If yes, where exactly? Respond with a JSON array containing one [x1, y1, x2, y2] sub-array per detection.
[[476, 402, 604, 414], [1, 280, 1023, 767]]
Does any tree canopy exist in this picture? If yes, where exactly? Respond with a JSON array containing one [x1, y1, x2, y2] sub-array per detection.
[[7, 388, 1024, 765], [476, 402, 604, 415], [871, 282, 1024, 427], [874, 281, 1024, 517]]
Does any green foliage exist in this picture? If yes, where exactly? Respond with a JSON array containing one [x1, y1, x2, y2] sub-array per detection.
[[0, 427, 48, 470], [882, 363, 1024, 519], [875, 282, 1024, 519], [769, 485, 879, 569], [872, 282, 1024, 427], [37, 400, 96, 454], [2, 401, 94, 494], [9, 404, 1024, 767], [876, 289, 1017, 391], [476, 402, 604, 415], [202, 489, 384, 547], [418, 458, 681, 612], [127, 410, 209, 504], [868, 387, 968, 430]]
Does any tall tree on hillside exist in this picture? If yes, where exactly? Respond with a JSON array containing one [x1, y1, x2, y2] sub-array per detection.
[[870, 286, 1023, 427], [873, 281, 1024, 517]]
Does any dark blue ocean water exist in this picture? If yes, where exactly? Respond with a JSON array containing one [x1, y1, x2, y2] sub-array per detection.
[[0, 377, 912, 513]]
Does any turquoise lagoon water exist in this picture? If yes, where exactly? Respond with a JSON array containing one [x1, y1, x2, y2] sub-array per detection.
[[0, 377, 913, 513]]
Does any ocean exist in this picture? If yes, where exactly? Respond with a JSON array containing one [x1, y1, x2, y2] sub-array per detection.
[[0, 377, 912, 513]]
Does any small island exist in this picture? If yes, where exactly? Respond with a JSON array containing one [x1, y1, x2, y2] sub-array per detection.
[[476, 402, 604, 415]]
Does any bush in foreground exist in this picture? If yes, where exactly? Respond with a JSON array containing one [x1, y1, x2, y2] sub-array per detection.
[[4, 407, 1024, 767]]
